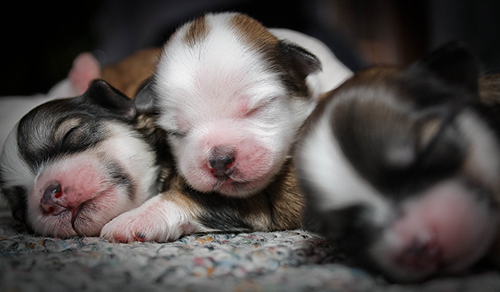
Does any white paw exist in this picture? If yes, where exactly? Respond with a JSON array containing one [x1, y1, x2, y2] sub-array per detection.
[[100, 195, 195, 243]]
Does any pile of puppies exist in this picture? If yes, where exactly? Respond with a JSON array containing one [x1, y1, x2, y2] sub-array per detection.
[[1, 12, 500, 282]]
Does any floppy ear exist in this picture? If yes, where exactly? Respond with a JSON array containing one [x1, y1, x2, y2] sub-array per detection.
[[134, 79, 157, 114], [279, 41, 322, 81], [84, 79, 136, 120], [406, 41, 480, 94]]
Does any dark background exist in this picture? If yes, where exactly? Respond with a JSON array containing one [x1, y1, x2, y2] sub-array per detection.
[[1, 0, 500, 97]]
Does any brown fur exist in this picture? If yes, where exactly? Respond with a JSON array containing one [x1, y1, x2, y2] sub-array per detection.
[[230, 13, 279, 50], [102, 15, 306, 235], [183, 15, 208, 47], [101, 48, 161, 97], [101, 47, 299, 232], [156, 159, 304, 232]]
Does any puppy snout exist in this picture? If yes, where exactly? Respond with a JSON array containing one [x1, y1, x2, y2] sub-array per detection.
[[40, 182, 68, 215], [208, 146, 236, 178]]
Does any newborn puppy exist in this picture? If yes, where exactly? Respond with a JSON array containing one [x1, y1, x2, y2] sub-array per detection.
[[296, 41, 500, 282], [100, 12, 351, 242], [147, 12, 334, 197], [0, 80, 162, 238]]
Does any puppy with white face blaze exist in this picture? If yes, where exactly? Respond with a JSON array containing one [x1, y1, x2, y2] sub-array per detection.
[[100, 12, 351, 243], [145, 12, 349, 198], [296, 41, 500, 282], [0, 80, 162, 238]]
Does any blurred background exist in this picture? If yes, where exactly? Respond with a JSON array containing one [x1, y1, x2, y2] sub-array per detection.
[[1, 0, 500, 97]]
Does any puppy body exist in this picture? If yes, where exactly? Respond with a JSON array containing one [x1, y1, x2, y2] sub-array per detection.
[[101, 13, 351, 242], [0, 80, 163, 238], [296, 42, 500, 281]]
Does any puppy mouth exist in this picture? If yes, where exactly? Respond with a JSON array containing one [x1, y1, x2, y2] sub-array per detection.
[[211, 173, 245, 189], [214, 176, 247, 188], [70, 202, 88, 232], [210, 174, 268, 197]]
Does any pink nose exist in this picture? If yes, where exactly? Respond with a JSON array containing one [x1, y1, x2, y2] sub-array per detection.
[[40, 182, 69, 215]]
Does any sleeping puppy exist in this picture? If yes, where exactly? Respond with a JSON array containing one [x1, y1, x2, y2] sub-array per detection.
[[0, 80, 164, 238], [100, 12, 351, 242], [296, 41, 500, 282], [0, 48, 160, 155]]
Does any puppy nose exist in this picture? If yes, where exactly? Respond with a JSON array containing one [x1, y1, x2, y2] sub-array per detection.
[[209, 146, 235, 177], [40, 182, 68, 215]]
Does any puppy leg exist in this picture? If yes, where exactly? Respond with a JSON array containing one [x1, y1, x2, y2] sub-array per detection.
[[100, 189, 205, 243]]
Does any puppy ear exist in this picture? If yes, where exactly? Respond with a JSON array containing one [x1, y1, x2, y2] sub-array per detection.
[[84, 79, 136, 120], [406, 41, 480, 95], [279, 41, 322, 81], [134, 79, 157, 114]]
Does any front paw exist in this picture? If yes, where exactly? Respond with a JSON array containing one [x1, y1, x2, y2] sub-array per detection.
[[100, 196, 194, 243]]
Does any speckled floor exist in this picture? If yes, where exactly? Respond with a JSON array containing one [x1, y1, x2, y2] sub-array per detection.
[[1, 208, 499, 292]]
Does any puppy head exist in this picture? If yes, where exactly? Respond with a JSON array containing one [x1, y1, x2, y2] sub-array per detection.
[[0, 80, 159, 238], [136, 12, 321, 197], [297, 42, 500, 281]]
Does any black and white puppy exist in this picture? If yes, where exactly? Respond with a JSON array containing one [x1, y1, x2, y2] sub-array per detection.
[[296, 42, 500, 282], [0, 80, 162, 238], [100, 12, 351, 242]]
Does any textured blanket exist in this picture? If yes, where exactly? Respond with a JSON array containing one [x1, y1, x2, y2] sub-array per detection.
[[1, 207, 499, 292]]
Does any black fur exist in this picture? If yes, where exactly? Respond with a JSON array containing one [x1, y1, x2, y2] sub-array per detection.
[[0, 80, 158, 229], [297, 41, 498, 281]]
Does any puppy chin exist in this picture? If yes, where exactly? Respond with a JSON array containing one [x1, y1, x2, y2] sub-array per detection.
[[184, 172, 272, 198]]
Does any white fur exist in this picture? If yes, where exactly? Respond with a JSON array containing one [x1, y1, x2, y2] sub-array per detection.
[[30, 121, 158, 237], [297, 99, 394, 226], [100, 122, 160, 203], [153, 13, 345, 197], [300, 106, 500, 281], [370, 179, 499, 281], [0, 125, 35, 190], [2, 119, 158, 237], [101, 194, 206, 242], [0, 79, 79, 155]]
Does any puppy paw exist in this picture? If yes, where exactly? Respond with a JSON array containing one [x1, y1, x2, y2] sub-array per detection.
[[100, 195, 196, 243]]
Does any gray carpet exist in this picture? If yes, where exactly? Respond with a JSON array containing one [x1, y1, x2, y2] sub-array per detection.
[[1, 207, 499, 292]]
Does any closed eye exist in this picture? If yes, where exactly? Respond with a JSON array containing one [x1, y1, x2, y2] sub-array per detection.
[[167, 130, 187, 139], [61, 126, 81, 145], [243, 96, 278, 118], [54, 117, 84, 145]]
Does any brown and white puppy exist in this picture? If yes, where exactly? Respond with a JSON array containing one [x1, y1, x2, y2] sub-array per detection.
[[100, 12, 351, 242], [296, 41, 500, 282], [0, 80, 165, 238]]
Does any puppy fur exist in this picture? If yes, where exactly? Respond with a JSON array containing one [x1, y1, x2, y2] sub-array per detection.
[[0, 80, 166, 238], [100, 12, 351, 242], [296, 41, 500, 282]]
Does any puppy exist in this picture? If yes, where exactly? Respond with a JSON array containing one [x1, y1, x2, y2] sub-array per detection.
[[0, 80, 164, 238], [296, 41, 500, 282], [100, 12, 351, 242], [0, 49, 160, 155]]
